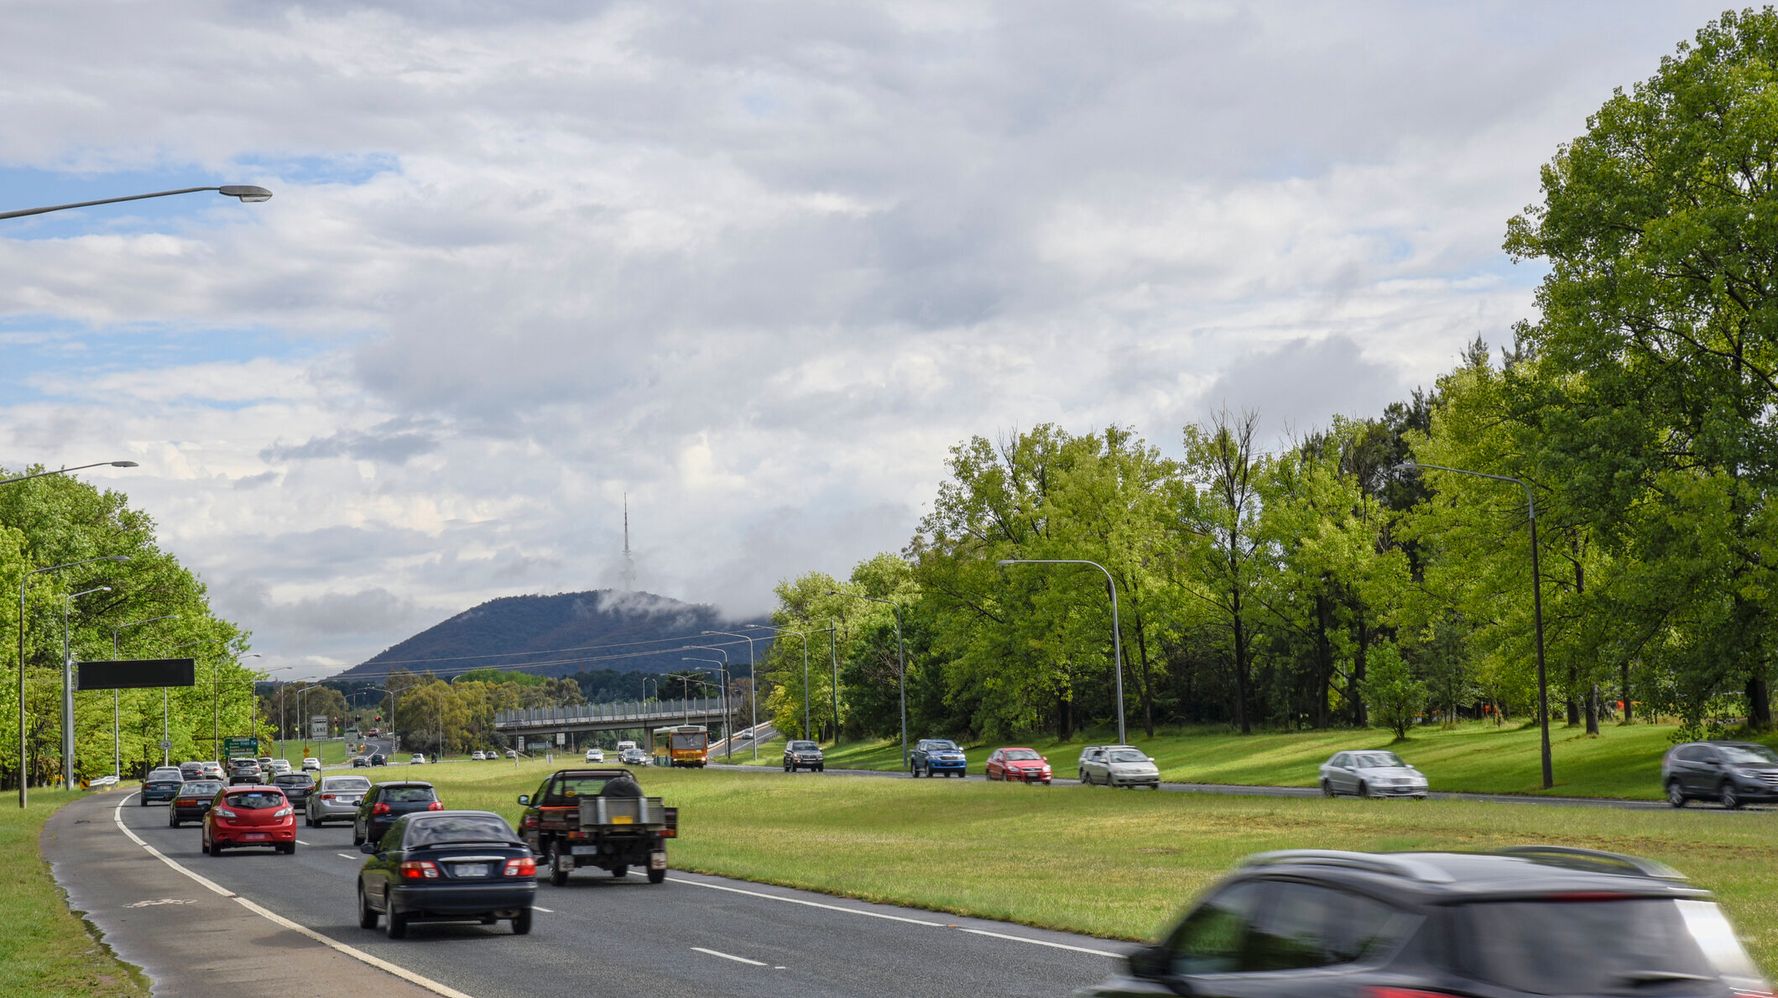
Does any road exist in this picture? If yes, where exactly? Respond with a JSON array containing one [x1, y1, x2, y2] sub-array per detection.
[[51, 791, 1125, 997]]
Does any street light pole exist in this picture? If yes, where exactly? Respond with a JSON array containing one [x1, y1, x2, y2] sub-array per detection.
[[827, 592, 908, 767], [828, 622, 840, 744], [17, 554, 128, 807], [703, 631, 760, 759], [111, 614, 177, 778], [0, 185, 273, 221], [1400, 460, 1553, 789], [0, 460, 139, 486], [684, 649, 731, 759], [747, 624, 812, 740], [998, 559, 1127, 747], [61, 585, 112, 789]]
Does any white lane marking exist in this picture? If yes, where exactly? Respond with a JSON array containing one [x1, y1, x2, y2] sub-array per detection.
[[531, 906, 554, 913], [297, 839, 311, 846], [112, 794, 477, 998], [337, 853, 357, 860], [691, 946, 767, 967], [667, 875, 1121, 957]]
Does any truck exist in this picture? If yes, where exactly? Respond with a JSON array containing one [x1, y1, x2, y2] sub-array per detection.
[[515, 768, 678, 886]]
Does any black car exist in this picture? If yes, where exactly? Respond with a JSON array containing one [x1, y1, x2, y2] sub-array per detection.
[[369, 753, 387, 767], [354, 781, 441, 848], [273, 772, 316, 806], [1662, 740, 1778, 809], [1084, 846, 1769, 998], [140, 768, 184, 805], [356, 810, 535, 939], [168, 780, 224, 826]]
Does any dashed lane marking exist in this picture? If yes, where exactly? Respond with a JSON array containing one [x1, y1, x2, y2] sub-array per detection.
[[691, 946, 767, 967]]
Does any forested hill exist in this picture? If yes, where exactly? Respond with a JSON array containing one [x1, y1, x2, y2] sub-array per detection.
[[337, 590, 764, 681]]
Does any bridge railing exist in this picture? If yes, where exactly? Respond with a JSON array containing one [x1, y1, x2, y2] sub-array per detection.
[[494, 697, 725, 728]]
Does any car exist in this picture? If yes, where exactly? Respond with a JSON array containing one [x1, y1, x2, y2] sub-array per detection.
[[909, 739, 967, 778], [355, 810, 536, 939], [504, 749, 518, 759], [351, 755, 369, 768], [985, 747, 1051, 784], [1318, 750, 1429, 799], [140, 767, 185, 805], [354, 781, 443, 848], [198, 760, 226, 781], [256, 756, 275, 770], [1081, 846, 1771, 998], [273, 771, 316, 806], [409, 753, 426, 765], [1078, 745, 1160, 788], [268, 759, 293, 775], [202, 785, 297, 855], [473, 750, 488, 762], [1663, 740, 1778, 809], [301, 757, 322, 773], [618, 747, 650, 766], [782, 740, 824, 772], [615, 740, 638, 754], [167, 780, 224, 826], [736, 728, 755, 743], [177, 761, 206, 781], [307, 774, 373, 827], [228, 766, 264, 786], [581, 747, 602, 763], [369, 753, 387, 767]]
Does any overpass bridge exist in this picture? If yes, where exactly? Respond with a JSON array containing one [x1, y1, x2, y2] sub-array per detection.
[[493, 697, 730, 741]]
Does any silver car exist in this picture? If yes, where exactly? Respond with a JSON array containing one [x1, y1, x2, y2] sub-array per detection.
[[1319, 750, 1428, 798], [1078, 745, 1161, 788], [306, 774, 373, 826]]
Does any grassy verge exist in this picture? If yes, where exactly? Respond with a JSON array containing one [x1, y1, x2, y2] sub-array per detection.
[[408, 759, 1777, 975], [3, 788, 148, 996], [739, 721, 1778, 800]]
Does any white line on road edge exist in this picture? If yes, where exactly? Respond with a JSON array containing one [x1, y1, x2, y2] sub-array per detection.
[[666, 876, 1122, 958], [112, 794, 476, 998], [337, 853, 358, 860], [532, 906, 554, 913], [691, 946, 768, 967]]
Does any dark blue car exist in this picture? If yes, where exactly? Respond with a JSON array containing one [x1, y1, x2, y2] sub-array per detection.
[[140, 767, 185, 805], [909, 739, 968, 778]]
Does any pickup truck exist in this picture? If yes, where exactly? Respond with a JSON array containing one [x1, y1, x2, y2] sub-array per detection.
[[909, 739, 968, 778], [516, 768, 678, 886]]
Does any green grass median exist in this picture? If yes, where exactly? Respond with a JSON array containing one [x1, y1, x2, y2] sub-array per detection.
[[411, 757, 1777, 976], [5, 788, 148, 997]]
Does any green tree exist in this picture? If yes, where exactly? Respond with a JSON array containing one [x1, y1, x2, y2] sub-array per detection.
[[1360, 643, 1427, 740]]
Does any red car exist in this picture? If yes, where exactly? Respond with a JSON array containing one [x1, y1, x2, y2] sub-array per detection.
[[202, 785, 298, 855], [985, 747, 1052, 784]]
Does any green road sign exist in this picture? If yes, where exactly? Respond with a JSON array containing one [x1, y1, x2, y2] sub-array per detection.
[[223, 736, 258, 757]]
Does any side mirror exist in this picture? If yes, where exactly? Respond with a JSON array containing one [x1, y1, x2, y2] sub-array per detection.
[[358, 841, 376, 854], [517, 794, 530, 805]]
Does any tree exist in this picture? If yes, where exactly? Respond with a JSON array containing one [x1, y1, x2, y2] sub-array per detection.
[[1361, 643, 1427, 741]]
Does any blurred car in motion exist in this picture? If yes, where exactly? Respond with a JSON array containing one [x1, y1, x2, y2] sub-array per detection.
[[301, 757, 322, 773], [168, 780, 224, 826], [1318, 750, 1428, 799], [1663, 740, 1778, 809], [1082, 846, 1770, 998], [307, 774, 372, 827], [1078, 745, 1159, 788], [909, 739, 967, 778], [985, 747, 1051, 784], [505, 749, 518, 759], [273, 771, 316, 807], [356, 810, 536, 939], [782, 740, 824, 772], [369, 753, 387, 767], [140, 767, 185, 805], [473, 750, 488, 761], [618, 747, 650, 766], [409, 752, 426, 765], [203, 786, 297, 855], [354, 781, 442, 848]]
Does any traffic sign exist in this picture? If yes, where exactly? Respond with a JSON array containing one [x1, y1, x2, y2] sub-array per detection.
[[222, 736, 257, 757], [158, 738, 171, 750]]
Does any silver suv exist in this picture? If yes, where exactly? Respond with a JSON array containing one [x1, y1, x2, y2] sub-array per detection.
[[1078, 744, 1161, 788], [305, 773, 372, 826]]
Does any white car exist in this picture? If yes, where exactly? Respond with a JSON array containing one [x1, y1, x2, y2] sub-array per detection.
[[409, 752, 426, 765], [1078, 745, 1161, 788], [300, 757, 321, 773], [584, 747, 604, 762], [269, 759, 293, 775], [737, 728, 755, 742], [471, 750, 486, 761], [1319, 750, 1428, 798]]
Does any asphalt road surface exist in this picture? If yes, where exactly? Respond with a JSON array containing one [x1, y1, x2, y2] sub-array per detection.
[[53, 791, 1126, 997]]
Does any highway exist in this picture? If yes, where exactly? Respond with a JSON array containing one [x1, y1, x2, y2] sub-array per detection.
[[52, 790, 1126, 998]]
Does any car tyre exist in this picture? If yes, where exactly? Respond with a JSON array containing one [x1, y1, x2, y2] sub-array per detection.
[[548, 842, 570, 887], [385, 905, 407, 939], [1667, 780, 1687, 808], [648, 866, 666, 884], [352, 826, 364, 846], [168, 812, 179, 828], [357, 885, 378, 930], [512, 907, 533, 935], [1358, 781, 1372, 798], [280, 842, 296, 855], [1321, 779, 1335, 798], [1719, 782, 1743, 810]]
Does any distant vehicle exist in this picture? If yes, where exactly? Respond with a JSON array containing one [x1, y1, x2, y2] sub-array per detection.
[[473, 751, 488, 761], [985, 747, 1051, 784], [306, 774, 372, 827], [369, 753, 387, 767], [301, 757, 322, 773], [1663, 740, 1778, 809], [409, 753, 426, 766], [350, 756, 369, 768], [167, 780, 223, 826], [177, 761, 205, 782], [579, 748, 599, 763], [273, 772, 316, 806], [516, 768, 676, 885], [1081, 846, 1771, 998], [354, 781, 442, 848], [367, 728, 380, 737], [198, 761, 225, 781], [203, 786, 297, 855], [1319, 750, 1428, 799], [782, 740, 824, 773], [618, 747, 650, 766], [268, 759, 293, 775], [140, 768, 184, 805], [356, 810, 536, 939], [909, 739, 967, 778], [652, 725, 708, 768], [1078, 745, 1159, 788], [736, 727, 755, 743], [615, 740, 637, 754], [256, 756, 275, 770], [504, 749, 518, 759], [228, 762, 264, 786]]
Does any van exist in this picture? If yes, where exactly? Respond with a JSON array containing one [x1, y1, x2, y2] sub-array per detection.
[[615, 740, 638, 753]]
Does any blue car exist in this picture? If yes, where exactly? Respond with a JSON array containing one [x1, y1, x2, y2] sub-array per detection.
[[909, 739, 968, 778], [140, 767, 185, 805]]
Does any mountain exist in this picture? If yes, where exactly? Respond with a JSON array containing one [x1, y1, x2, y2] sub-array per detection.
[[335, 590, 768, 681]]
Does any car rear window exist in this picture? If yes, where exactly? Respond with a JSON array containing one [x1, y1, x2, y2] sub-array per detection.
[[274, 774, 313, 786], [404, 815, 518, 849], [327, 778, 371, 792], [178, 781, 222, 796], [225, 791, 285, 810], [1458, 897, 1760, 993], [384, 786, 436, 803]]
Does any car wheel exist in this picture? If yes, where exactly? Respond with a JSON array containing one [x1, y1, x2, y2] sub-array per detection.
[[281, 842, 296, 855], [385, 905, 407, 939], [352, 826, 363, 846], [357, 885, 378, 929], [612, 865, 628, 878], [1358, 781, 1372, 798], [512, 907, 533, 935], [548, 843, 570, 887], [208, 839, 223, 857], [816, 765, 824, 772], [139, 795, 148, 807], [910, 764, 919, 778], [1666, 780, 1687, 808], [1719, 782, 1743, 810], [168, 812, 179, 827], [1321, 779, 1335, 798], [648, 865, 666, 884]]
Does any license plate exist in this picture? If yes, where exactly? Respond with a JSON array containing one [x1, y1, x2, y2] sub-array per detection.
[[243, 833, 267, 841], [452, 863, 490, 878], [340, 797, 359, 805], [571, 845, 598, 856], [610, 815, 633, 825]]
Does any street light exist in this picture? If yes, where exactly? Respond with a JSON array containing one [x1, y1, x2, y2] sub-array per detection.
[[703, 631, 761, 759], [0, 185, 273, 221], [0, 461, 139, 487], [827, 591, 908, 767], [997, 559, 1128, 747], [111, 614, 177, 776], [1399, 460, 1552, 789], [17, 554, 128, 807], [60, 585, 112, 789], [684, 650, 732, 759], [747, 624, 812, 740]]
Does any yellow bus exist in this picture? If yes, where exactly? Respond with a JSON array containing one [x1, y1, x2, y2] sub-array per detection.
[[652, 724, 709, 768]]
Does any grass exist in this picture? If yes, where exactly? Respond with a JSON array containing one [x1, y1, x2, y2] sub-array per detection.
[[407, 758, 1778, 976], [739, 721, 1778, 800], [3, 788, 149, 997]]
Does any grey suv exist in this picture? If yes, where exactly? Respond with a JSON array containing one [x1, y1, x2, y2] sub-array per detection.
[[1663, 740, 1778, 809], [1084, 846, 1769, 997], [306, 774, 372, 826], [783, 740, 825, 772]]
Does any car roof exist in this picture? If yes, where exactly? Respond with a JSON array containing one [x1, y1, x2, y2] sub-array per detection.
[[222, 784, 285, 793], [1236, 847, 1710, 901], [375, 780, 434, 788]]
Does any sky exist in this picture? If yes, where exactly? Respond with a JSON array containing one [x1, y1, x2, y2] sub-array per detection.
[[0, 1, 1731, 680]]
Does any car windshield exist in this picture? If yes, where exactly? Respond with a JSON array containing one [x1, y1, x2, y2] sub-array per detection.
[[326, 778, 370, 792], [383, 786, 436, 803], [1109, 750, 1148, 763], [1350, 752, 1406, 769], [1005, 749, 1041, 761], [1719, 744, 1778, 765], [923, 741, 958, 751], [1460, 898, 1760, 993], [404, 815, 519, 849], [225, 791, 284, 809], [178, 781, 222, 796], [789, 741, 818, 751]]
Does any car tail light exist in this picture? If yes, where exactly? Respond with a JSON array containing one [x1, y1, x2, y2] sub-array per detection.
[[319, 793, 335, 800], [214, 807, 236, 819], [399, 860, 440, 880], [373, 802, 390, 815], [273, 806, 293, 818], [427, 800, 443, 810], [503, 856, 536, 878]]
